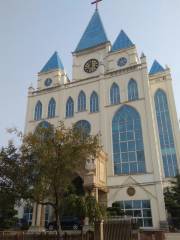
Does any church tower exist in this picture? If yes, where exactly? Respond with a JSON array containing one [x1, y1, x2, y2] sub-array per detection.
[[72, 10, 111, 81]]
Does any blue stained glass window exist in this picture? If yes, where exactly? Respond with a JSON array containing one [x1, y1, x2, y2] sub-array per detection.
[[110, 83, 120, 105], [23, 205, 33, 226], [48, 98, 56, 118], [118, 200, 152, 228], [78, 91, 86, 112], [90, 91, 99, 113], [36, 121, 51, 129], [154, 90, 178, 177], [66, 97, 74, 118], [74, 120, 91, 135], [34, 101, 42, 121], [45, 205, 50, 226], [128, 79, 138, 101], [112, 105, 146, 175]]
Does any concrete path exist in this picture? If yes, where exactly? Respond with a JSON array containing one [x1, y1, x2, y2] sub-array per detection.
[[165, 233, 180, 240]]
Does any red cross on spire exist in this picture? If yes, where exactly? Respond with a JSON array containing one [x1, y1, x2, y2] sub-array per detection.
[[91, 0, 103, 10]]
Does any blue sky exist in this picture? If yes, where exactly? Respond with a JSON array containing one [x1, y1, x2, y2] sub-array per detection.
[[0, 0, 180, 146]]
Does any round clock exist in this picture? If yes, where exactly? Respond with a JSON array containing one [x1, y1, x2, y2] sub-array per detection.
[[117, 57, 127, 67], [84, 59, 99, 73], [45, 78, 52, 87]]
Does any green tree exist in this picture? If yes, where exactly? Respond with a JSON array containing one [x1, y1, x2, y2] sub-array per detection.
[[0, 189, 18, 230], [0, 143, 25, 230], [1, 122, 101, 237], [61, 194, 106, 224], [107, 202, 124, 217], [164, 175, 180, 229]]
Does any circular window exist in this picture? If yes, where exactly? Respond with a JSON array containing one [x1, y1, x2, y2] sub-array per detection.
[[117, 57, 127, 67], [44, 78, 52, 87], [74, 120, 91, 135], [127, 187, 136, 196]]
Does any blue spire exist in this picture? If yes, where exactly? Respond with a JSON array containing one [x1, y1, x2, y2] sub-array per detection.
[[40, 51, 64, 73], [111, 30, 134, 52], [149, 60, 165, 75], [75, 10, 109, 52]]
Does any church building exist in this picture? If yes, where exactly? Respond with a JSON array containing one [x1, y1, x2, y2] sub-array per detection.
[[24, 8, 180, 229]]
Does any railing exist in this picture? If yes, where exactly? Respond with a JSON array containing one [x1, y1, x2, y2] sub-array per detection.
[[0, 231, 94, 240]]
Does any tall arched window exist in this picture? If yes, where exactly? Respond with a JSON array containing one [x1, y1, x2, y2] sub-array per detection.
[[90, 91, 99, 113], [110, 83, 120, 105], [112, 105, 146, 175], [128, 79, 138, 101], [78, 91, 86, 112], [154, 89, 178, 177], [23, 205, 33, 226], [48, 98, 56, 118], [66, 97, 74, 118], [34, 101, 42, 121]]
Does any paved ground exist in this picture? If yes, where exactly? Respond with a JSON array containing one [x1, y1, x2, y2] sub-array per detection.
[[165, 233, 180, 240]]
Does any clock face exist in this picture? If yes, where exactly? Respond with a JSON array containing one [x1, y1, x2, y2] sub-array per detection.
[[117, 57, 127, 67], [45, 78, 52, 87], [84, 59, 99, 73]]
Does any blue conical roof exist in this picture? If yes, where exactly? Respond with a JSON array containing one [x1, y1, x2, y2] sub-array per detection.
[[149, 60, 165, 75], [75, 10, 109, 52], [111, 30, 134, 52], [40, 51, 64, 73]]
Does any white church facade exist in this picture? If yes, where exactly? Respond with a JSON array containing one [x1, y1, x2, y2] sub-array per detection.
[[24, 10, 180, 229]]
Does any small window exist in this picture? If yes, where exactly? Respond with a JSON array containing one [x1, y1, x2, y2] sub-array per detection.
[[110, 83, 120, 105], [66, 97, 74, 118], [48, 98, 56, 118], [34, 101, 42, 121], [78, 91, 86, 112], [128, 79, 138, 101], [90, 91, 99, 113]]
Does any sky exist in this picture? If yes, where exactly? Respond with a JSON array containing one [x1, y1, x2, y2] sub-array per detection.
[[0, 0, 180, 146]]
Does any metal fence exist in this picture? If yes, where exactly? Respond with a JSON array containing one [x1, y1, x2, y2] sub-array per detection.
[[0, 219, 134, 240], [0, 231, 94, 240], [103, 219, 132, 240]]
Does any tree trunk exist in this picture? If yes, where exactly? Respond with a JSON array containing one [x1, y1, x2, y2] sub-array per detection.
[[55, 207, 63, 239]]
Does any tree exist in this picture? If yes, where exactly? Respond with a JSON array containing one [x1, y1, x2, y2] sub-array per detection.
[[0, 189, 18, 230], [107, 202, 124, 217], [164, 175, 180, 229], [0, 143, 25, 230], [1, 122, 101, 237]]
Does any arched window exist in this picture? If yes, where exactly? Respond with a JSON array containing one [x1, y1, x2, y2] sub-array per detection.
[[74, 120, 91, 135], [128, 79, 138, 101], [90, 91, 99, 113], [48, 98, 56, 118], [66, 97, 74, 118], [35, 121, 53, 140], [112, 105, 146, 175], [34, 101, 42, 121], [110, 83, 120, 105], [78, 91, 86, 112], [36, 121, 51, 130], [154, 90, 178, 177]]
